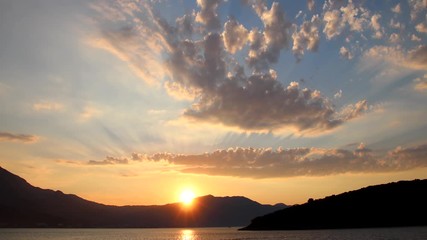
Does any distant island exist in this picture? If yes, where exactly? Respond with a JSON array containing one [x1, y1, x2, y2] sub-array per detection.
[[241, 179, 427, 230], [0, 166, 285, 228]]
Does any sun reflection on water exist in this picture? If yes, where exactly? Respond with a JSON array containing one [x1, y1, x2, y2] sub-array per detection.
[[180, 229, 196, 240]]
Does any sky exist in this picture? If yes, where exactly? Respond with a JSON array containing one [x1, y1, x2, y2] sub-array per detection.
[[0, 0, 426, 206]]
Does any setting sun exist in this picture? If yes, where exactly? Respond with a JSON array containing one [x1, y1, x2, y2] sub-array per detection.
[[180, 190, 196, 206]]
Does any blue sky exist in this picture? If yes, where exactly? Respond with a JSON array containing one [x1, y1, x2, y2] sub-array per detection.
[[0, 0, 426, 205]]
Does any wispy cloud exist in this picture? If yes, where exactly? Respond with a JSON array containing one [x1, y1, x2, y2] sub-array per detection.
[[88, 156, 128, 165], [78, 105, 103, 122], [87, 1, 168, 85], [414, 74, 427, 92], [33, 101, 64, 111], [363, 44, 427, 71], [0, 132, 39, 143], [147, 109, 167, 115]]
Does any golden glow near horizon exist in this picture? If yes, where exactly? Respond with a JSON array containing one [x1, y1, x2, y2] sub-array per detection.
[[180, 189, 196, 206]]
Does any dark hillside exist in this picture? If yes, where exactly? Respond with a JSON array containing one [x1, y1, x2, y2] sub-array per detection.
[[0, 166, 285, 227], [241, 179, 427, 230]]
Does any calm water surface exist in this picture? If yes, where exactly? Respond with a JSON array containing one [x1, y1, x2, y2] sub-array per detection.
[[1, 227, 426, 240]]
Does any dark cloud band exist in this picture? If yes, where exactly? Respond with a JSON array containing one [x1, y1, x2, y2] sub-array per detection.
[[88, 144, 427, 179]]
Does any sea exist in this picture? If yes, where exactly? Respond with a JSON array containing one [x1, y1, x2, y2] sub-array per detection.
[[1, 227, 427, 240]]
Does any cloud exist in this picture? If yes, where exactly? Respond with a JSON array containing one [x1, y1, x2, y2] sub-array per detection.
[[339, 46, 353, 60], [176, 14, 194, 37], [0, 132, 39, 143], [222, 18, 249, 54], [388, 144, 427, 168], [370, 13, 381, 30], [184, 79, 370, 133], [364, 45, 427, 71], [340, 0, 369, 32], [292, 15, 321, 61], [307, 0, 315, 11], [186, 81, 316, 132], [195, 0, 222, 30], [364, 45, 404, 61], [147, 109, 167, 115], [88, 1, 169, 84], [164, 81, 200, 101], [163, 32, 226, 94], [323, 0, 369, 39], [334, 89, 343, 99], [79, 105, 103, 122], [88, 156, 128, 165], [338, 99, 368, 121], [390, 18, 403, 29], [90, 1, 370, 134], [323, 9, 343, 39], [354, 142, 372, 157], [295, 10, 303, 19], [414, 74, 427, 91], [391, 3, 401, 14], [415, 22, 427, 33], [247, 1, 292, 71], [407, 45, 427, 70], [33, 101, 64, 111], [389, 33, 400, 43], [409, 0, 426, 21], [370, 13, 383, 39], [411, 34, 421, 42], [118, 143, 427, 178]]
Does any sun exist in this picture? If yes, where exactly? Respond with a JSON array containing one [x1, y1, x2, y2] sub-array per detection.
[[180, 189, 195, 206]]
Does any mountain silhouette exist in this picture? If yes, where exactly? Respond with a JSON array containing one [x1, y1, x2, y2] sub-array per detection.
[[241, 179, 427, 230], [0, 166, 285, 227]]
